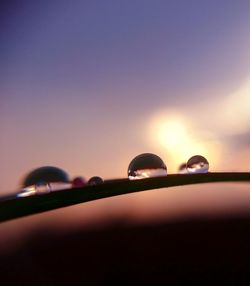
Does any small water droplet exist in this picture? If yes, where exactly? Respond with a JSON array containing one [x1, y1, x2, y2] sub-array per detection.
[[128, 153, 167, 180], [88, 176, 104, 185], [178, 163, 188, 174], [186, 155, 209, 174], [72, 176, 86, 188]]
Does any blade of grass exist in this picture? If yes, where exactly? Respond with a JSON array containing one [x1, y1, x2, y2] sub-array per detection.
[[0, 172, 249, 223]]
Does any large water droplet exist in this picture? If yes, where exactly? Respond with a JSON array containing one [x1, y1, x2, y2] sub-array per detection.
[[17, 166, 71, 197], [128, 153, 167, 180], [186, 155, 209, 174], [22, 166, 70, 187], [88, 176, 104, 186]]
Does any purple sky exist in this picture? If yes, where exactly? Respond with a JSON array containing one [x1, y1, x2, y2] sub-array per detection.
[[1, 0, 250, 193]]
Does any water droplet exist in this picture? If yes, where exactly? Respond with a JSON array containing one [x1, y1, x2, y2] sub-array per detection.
[[72, 176, 86, 188], [128, 153, 167, 180], [186, 155, 209, 174], [88, 176, 104, 186], [178, 163, 188, 174], [22, 166, 70, 188]]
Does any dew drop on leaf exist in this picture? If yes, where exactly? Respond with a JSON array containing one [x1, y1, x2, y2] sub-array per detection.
[[88, 176, 104, 186], [186, 155, 209, 174], [72, 176, 86, 188], [22, 166, 70, 187], [17, 166, 70, 197], [128, 153, 167, 180]]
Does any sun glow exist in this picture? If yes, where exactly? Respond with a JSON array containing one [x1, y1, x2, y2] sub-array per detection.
[[148, 112, 222, 172], [157, 120, 188, 148]]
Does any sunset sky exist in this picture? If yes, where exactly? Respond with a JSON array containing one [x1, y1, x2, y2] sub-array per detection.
[[1, 0, 250, 194]]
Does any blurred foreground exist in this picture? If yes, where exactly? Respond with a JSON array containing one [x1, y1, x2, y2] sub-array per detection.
[[1, 182, 250, 284], [1, 214, 250, 285]]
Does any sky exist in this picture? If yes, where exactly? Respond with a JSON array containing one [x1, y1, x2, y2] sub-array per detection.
[[1, 0, 250, 194]]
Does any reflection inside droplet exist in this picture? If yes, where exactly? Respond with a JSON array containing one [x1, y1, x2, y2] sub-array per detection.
[[16, 182, 72, 197], [88, 176, 104, 186], [35, 181, 51, 195], [128, 153, 167, 180], [186, 155, 209, 174]]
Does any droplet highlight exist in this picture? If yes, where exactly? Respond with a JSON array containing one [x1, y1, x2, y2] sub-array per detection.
[[16, 186, 36, 198], [186, 155, 209, 174], [128, 153, 167, 180]]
